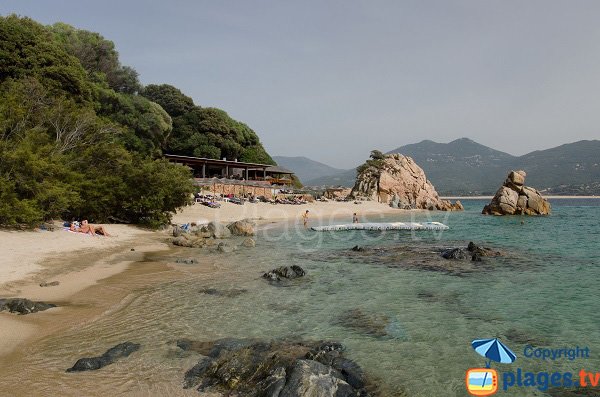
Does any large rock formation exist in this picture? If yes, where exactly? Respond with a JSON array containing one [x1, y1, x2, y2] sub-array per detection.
[[351, 153, 463, 211], [483, 170, 551, 215]]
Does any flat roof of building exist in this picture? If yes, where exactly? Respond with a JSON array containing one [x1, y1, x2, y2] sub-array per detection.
[[165, 154, 272, 169]]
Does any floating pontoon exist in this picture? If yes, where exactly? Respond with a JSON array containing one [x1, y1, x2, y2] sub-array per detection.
[[311, 221, 449, 232]]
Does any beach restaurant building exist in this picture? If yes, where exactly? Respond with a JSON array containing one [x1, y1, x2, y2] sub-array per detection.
[[164, 154, 295, 187]]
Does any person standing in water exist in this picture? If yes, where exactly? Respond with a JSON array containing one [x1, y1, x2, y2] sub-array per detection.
[[352, 213, 359, 223], [302, 210, 309, 227]]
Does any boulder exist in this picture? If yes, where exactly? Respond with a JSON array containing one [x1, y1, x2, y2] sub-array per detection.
[[66, 342, 140, 372], [207, 222, 231, 239], [0, 298, 56, 314], [508, 170, 526, 186], [172, 235, 206, 248], [227, 220, 256, 236], [180, 338, 372, 395], [483, 171, 550, 215], [278, 359, 355, 397], [350, 153, 463, 211]]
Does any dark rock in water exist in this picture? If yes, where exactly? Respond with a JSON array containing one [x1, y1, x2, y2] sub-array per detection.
[[216, 242, 234, 253], [175, 258, 198, 265], [0, 298, 56, 314], [66, 342, 140, 372], [471, 253, 482, 262], [263, 265, 306, 282], [183, 357, 217, 389], [39, 281, 60, 287], [336, 308, 392, 338], [351, 245, 365, 252], [181, 338, 374, 395], [547, 386, 600, 396], [441, 248, 470, 260], [332, 357, 367, 390], [467, 242, 501, 257], [198, 288, 247, 297], [504, 328, 549, 346]]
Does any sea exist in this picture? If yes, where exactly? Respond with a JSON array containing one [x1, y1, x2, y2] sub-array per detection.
[[1, 198, 599, 396]]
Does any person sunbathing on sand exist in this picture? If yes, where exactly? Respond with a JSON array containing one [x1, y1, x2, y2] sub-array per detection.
[[70, 220, 111, 236]]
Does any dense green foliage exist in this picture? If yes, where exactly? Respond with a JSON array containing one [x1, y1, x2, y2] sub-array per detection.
[[356, 150, 386, 175], [0, 15, 193, 226], [141, 84, 275, 164]]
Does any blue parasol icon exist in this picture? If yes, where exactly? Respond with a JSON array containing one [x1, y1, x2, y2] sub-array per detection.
[[472, 338, 517, 368], [471, 338, 516, 392]]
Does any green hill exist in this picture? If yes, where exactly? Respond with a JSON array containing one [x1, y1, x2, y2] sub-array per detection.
[[0, 15, 275, 226]]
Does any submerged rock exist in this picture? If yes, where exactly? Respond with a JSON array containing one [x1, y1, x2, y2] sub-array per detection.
[[175, 258, 198, 265], [263, 266, 306, 282], [351, 245, 365, 252], [180, 338, 375, 395], [483, 170, 551, 215], [299, 240, 515, 276], [199, 288, 247, 297], [0, 298, 56, 314], [335, 308, 404, 339], [216, 242, 234, 253], [440, 248, 470, 260], [547, 387, 600, 396], [66, 342, 140, 372], [441, 242, 503, 262], [241, 238, 256, 248]]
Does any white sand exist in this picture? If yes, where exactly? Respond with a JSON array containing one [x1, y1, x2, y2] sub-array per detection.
[[172, 200, 400, 225], [0, 224, 151, 287]]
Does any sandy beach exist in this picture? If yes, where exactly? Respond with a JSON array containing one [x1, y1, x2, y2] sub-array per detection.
[[171, 200, 400, 225], [0, 201, 398, 360]]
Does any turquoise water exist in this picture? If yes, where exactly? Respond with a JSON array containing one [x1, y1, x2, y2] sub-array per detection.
[[250, 198, 600, 396], [4, 199, 599, 396]]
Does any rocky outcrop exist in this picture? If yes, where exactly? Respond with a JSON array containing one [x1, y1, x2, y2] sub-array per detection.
[[351, 153, 462, 211], [172, 220, 258, 249], [0, 298, 56, 314], [180, 338, 375, 396], [66, 342, 140, 372], [483, 170, 551, 215]]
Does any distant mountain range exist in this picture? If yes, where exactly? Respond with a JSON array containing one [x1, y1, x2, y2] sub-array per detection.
[[276, 138, 600, 195], [272, 156, 346, 183]]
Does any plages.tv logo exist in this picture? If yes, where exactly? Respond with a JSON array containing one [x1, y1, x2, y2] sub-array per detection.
[[466, 338, 517, 396]]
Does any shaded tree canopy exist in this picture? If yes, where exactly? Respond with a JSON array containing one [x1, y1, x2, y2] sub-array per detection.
[[141, 84, 275, 165]]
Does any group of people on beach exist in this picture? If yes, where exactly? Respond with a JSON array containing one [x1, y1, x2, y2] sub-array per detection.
[[69, 220, 110, 236]]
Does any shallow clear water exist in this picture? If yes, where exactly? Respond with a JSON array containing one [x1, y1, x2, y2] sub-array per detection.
[[2, 198, 599, 396]]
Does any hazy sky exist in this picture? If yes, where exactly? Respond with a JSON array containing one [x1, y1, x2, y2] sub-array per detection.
[[2, 1, 600, 168]]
